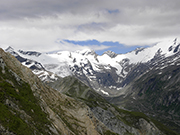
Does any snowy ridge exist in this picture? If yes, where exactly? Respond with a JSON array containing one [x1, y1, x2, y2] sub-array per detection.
[[103, 50, 118, 58], [6, 38, 180, 77], [18, 50, 41, 57], [5, 38, 180, 96]]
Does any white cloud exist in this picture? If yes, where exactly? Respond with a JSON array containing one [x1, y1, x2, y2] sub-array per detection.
[[0, 0, 180, 52]]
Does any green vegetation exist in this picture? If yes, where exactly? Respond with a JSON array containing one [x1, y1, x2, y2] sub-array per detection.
[[0, 66, 52, 134], [112, 103, 179, 135], [0, 103, 32, 135], [151, 119, 178, 135], [102, 130, 119, 135], [53, 76, 109, 110]]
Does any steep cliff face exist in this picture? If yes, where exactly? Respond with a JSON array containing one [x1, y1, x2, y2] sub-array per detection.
[[0, 48, 112, 135]]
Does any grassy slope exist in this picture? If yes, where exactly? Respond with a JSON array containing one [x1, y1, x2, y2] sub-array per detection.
[[0, 66, 53, 134]]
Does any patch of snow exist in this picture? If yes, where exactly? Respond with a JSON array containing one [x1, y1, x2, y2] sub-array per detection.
[[170, 62, 175, 66], [117, 87, 123, 90], [89, 76, 96, 79], [123, 70, 128, 75], [158, 72, 162, 75], [83, 69, 88, 75], [101, 90, 109, 96], [22, 61, 35, 68], [177, 63, 180, 66], [160, 65, 168, 69], [32, 70, 44, 75], [50, 74, 57, 80], [41, 76, 48, 81], [109, 85, 117, 89], [116, 77, 122, 83]]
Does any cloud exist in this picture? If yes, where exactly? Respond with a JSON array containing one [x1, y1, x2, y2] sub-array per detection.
[[0, 0, 180, 52], [55, 40, 111, 52]]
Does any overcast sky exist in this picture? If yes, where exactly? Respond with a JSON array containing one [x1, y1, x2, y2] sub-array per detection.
[[0, 0, 180, 54]]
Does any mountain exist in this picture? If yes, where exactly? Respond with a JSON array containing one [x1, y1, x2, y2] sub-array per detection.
[[103, 50, 118, 58], [107, 49, 180, 133], [5, 38, 180, 96], [0, 48, 115, 134], [1, 47, 177, 134], [4, 38, 180, 134], [5, 46, 60, 82], [45, 75, 180, 135]]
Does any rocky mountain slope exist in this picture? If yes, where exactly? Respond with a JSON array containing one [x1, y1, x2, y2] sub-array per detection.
[[45, 75, 180, 135], [0, 48, 178, 134], [3, 38, 180, 134], [0, 48, 114, 135], [107, 50, 180, 133]]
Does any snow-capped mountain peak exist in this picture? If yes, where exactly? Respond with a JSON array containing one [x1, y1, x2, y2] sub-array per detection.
[[103, 50, 118, 58], [75, 48, 96, 56], [134, 47, 145, 55], [18, 50, 41, 57], [5, 46, 19, 57], [5, 46, 14, 52], [5, 38, 180, 96]]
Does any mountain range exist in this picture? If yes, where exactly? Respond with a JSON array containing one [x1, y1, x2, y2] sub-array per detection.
[[5, 38, 179, 95], [1, 38, 180, 134]]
